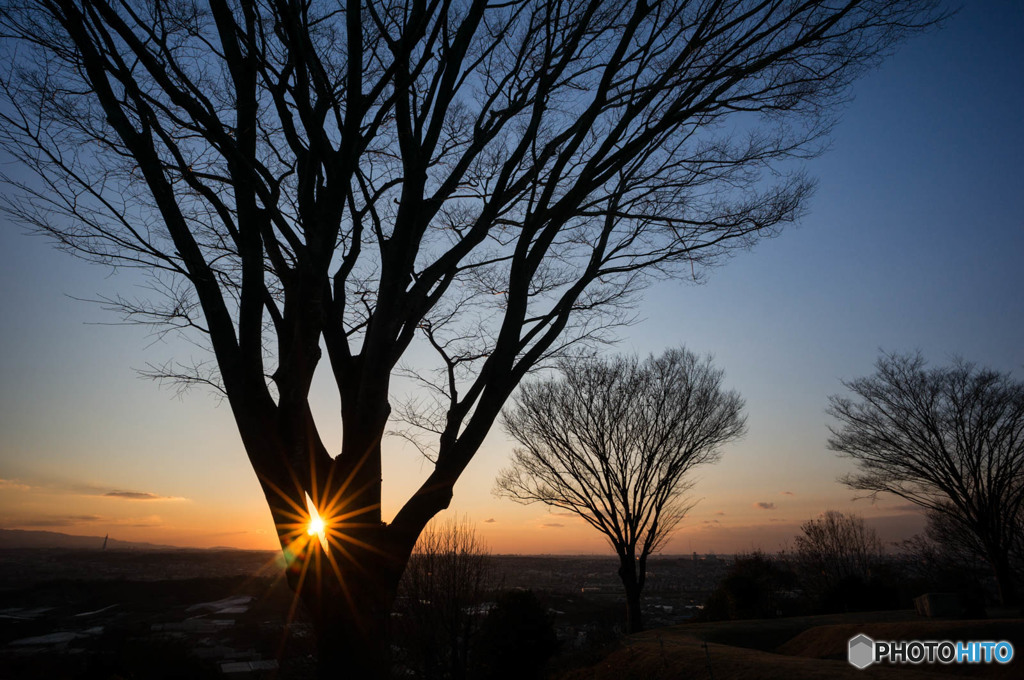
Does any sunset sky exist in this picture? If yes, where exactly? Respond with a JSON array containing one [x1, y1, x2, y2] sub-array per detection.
[[1, 2, 1022, 555]]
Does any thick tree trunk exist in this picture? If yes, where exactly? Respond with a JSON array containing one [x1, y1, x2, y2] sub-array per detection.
[[313, 607, 388, 678], [305, 562, 397, 679], [623, 582, 643, 634], [250, 430, 411, 678], [617, 555, 644, 634], [263, 455, 443, 676], [282, 520, 410, 679], [239, 381, 449, 678]]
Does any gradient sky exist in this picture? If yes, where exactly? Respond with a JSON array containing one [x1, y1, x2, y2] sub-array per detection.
[[1, 1, 1022, 554]]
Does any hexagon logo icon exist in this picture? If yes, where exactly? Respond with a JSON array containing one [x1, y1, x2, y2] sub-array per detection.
[[848, 634, 875, 669]]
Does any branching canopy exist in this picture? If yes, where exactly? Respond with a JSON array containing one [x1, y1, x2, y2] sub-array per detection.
[[0, 0, 941, 565], [794, 510, 881, 587], [828, 352, 1024, 601], [497, 347, 745, 560], [829, 353, 1024, 520]]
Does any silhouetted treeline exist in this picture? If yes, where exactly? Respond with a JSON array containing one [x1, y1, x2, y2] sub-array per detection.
[[699, 556, 1012, 622], [699, 511, 1018, 622]]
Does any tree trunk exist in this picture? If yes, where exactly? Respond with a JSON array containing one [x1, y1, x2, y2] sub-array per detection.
[[624, 582, 643, 634], [242, 389, 446, 678], [617, 555, 644, 634], [312, 606, 387, 678], [292, 527, 405, 679], [307, 573, 394, 678], [253, 434, 411, 678]]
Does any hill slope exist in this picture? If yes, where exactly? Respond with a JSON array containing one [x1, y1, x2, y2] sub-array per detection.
[[0, 529, 181, 550], [560, 612, 1022, 679]]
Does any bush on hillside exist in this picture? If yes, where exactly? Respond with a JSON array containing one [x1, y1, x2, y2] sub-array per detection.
[[473, 590, 559, 679], [699, 552, 800, 621]]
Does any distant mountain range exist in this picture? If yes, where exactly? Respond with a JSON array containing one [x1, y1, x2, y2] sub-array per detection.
[[0, 529, 184, 550]]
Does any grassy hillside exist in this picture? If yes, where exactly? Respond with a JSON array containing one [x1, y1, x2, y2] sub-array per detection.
[[559, 612, 1022, 680]]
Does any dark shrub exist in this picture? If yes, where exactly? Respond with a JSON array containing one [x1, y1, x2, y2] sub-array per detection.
[[699, 552, 799, 621], [473, 590, 559, 679]]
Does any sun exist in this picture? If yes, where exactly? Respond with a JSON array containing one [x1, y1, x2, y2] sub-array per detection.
[[304, 492, 330, 555]]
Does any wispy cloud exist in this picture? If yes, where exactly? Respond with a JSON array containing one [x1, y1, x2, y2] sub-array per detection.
[[106, 515, 164, 528], [754, 502, 776, 510], [715, 511, 726, 516], [0, 478, 33, 491], [14, 514, 165, 529], [884, 503, 920, 514], [781, 491, 796, 496], [484, 518, 496, 524], [0, 477, 184, 501], [104, 490, 186, 501], [19, 514, 104, 527], [542, 523, 564, 528]]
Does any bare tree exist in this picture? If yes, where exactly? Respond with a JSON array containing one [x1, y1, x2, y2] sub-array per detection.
[[394, 516, 493, 680], [497, 348, 745, 632], [902, 507, 992, 576], [794, 510, 882, 603], [898, 507, 1001, 610], [829, 352, 1024, 605], [0, 0, 941, 672]]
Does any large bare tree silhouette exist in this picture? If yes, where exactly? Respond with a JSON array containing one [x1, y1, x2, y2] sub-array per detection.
[[0, 0, 940, 673]]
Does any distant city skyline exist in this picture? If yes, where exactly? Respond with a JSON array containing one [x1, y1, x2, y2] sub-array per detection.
[[1, 1, 1022, 555]]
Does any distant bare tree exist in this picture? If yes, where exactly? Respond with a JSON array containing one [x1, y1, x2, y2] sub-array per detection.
[[395, 517, 493, 680], [0, 0, 943, 672], [794, 511, 882, 600], [497, 347, 745, 632], [829, 353, 1024, 604]]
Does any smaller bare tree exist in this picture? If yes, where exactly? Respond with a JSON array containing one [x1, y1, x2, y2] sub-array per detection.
[[794, 511, 883, 605], [394, 516, 494, 680], [497, 347, 745, 632], [828, 352, 1024, 605]]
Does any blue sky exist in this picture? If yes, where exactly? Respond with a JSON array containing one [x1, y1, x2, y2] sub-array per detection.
[[1, 1, 1022, 553]]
